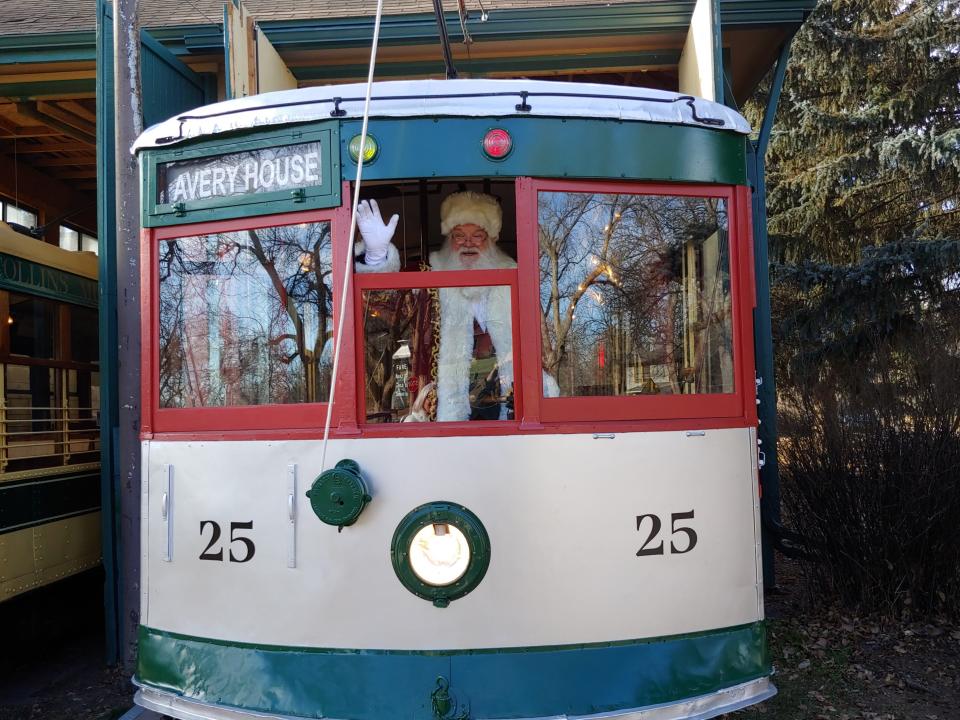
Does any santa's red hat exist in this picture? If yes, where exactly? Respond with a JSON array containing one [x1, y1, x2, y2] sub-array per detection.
[[440, 192, 502, 242]]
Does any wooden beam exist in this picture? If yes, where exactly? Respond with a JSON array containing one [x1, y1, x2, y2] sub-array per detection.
[[0, 114, 21, 135], [0, 126, 61, 139], [0, 69, 95, 84], [32, 155, 98, 167], [34, 102, 97, 137], [58, 101, 97, 125], [0, 140, 89, 154], [0, 60, 96, 77], [0, 114, 61, 139], [14, 102, 95, 145]]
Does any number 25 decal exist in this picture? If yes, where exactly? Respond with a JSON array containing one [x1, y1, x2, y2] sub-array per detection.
[[636, 511, 698, 556], [199, 520, 256, 563]]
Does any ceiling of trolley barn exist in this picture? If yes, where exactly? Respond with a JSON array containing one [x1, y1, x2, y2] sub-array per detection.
[[0, 0, 812, 239]]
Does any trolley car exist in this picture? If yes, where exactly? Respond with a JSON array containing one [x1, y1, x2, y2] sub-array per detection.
[[132, 79, 767, 720], [0, 222, 100, 602]]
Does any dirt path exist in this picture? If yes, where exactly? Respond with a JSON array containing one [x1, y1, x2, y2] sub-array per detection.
[[732, 556, 960, 719]]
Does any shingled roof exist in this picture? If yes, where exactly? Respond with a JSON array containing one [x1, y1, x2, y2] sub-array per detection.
[[0, 0, 647, 37]]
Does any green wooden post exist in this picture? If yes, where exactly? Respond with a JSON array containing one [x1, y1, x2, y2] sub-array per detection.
[[749, 37, 794, 589], [95, 0, 121, 666]]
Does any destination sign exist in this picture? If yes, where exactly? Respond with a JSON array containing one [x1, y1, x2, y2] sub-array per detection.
[[158, 142, 323, 204]]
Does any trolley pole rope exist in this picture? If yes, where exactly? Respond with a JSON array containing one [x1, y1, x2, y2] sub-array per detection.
[[319, 0, 385, 473]]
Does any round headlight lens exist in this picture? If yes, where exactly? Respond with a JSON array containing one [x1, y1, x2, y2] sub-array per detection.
[[391, 502, 491, 607], [410, 523, 471, 586]]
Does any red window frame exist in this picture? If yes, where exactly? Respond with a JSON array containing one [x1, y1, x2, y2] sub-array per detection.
[[141, 198, 354, 435], [142, 179, 755, 440], [515, 178, 756, 426], [353, 268, 522, 436]]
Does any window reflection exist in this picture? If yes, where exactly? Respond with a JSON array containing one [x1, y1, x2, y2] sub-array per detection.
[[159, 222, 333, 408], [538, 192, 733, 398]]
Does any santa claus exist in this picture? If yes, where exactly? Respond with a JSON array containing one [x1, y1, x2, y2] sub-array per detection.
[[354, 191, 522, 422]]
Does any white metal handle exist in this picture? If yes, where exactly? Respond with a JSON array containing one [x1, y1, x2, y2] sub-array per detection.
[[287, 464, 297, 569]]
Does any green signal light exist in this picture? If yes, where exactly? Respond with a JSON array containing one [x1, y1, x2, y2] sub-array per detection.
[[348, 134, 379, 163]]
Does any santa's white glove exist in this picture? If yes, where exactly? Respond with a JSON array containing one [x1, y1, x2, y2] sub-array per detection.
[[356, 199, 399, 267]]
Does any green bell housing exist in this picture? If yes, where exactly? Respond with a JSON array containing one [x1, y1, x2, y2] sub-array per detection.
[[306, 459, 371, 529]]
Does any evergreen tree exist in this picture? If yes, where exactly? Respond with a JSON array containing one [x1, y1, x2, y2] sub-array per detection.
[[753, 0, 960, 265], [747, 0, 960, 615]]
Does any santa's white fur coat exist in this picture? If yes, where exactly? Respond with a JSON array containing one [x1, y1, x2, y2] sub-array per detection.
[[432, 247, 515, 421], [356, 242, 558, 421]]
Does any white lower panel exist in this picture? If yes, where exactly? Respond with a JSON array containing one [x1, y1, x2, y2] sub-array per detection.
[[142, 428, 762, 649]]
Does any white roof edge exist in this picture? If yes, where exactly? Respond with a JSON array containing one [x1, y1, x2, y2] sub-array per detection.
[[133, 78, 752, 153]]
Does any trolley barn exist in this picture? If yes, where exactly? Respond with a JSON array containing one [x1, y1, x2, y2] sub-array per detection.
[[132, 79, 766, 720]]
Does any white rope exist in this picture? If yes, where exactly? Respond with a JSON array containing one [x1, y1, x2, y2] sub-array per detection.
[[318, 0, 385, 473]]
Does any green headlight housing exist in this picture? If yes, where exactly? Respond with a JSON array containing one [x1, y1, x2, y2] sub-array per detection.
[[391, 502, 490, 608]]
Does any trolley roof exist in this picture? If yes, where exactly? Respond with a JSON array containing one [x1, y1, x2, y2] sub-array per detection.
[[133, 78, 752, 152], [0, 222, 97, 280]]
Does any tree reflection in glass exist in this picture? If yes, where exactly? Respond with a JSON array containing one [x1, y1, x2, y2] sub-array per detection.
[[159, 222, 333, 407], [538, 192, 733, 397]]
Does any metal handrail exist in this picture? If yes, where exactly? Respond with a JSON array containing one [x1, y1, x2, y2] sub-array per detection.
[[0, 373, 100, 472], [5, 439, 102, 450]]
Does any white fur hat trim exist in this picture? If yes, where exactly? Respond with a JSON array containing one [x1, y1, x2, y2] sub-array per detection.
[[440, 191, 502, 242]]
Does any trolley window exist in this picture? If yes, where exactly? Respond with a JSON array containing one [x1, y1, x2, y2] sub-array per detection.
[[0, 288, 100, 472], [527, 181, 749, 423], [359, 278, 516, 424], [352, 181, 521, 427], [159, 222, 333, 408], [148, 208, 348, 433]]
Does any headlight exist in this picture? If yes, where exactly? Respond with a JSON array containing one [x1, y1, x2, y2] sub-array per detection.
[[410, 523, 471, 586], [391, 502, 490, 607]]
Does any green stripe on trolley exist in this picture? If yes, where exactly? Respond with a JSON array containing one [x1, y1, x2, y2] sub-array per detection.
[[0, 472, 101, 534], [138, 622, 770, 719]]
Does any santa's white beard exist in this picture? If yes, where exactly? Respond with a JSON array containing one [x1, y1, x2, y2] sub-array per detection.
[[430, 240, 515, 272], [433, 242, 514, 302]]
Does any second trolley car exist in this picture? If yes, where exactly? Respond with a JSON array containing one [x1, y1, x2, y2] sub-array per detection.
[[132, 78, 767, 720], [0, 222, 100, 602]]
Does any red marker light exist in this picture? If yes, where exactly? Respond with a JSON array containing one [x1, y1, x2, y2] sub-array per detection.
[[482, 128, 513, 160]]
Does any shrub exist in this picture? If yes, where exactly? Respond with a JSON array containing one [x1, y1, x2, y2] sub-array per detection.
[[773, 241, 960, 617]]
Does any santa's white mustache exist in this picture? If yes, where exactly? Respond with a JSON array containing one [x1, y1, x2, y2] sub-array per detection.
[[452, 244, 498, 269]]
